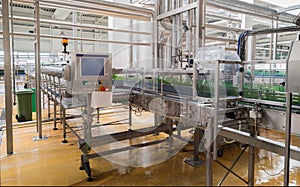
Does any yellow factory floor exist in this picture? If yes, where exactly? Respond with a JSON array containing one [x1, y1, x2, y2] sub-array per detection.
[[1, 95, 300, 185]]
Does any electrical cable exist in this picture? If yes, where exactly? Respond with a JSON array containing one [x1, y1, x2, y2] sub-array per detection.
[[237, 31, 251, 61], [252, 116, 284, 177], [223, 123, 241, 144]]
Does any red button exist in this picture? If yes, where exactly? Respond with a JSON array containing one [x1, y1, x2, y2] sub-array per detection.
[[99, 86, 106, 91]]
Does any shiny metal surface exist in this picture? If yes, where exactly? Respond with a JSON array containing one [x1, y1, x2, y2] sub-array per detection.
[[2, 0, 13, 155]]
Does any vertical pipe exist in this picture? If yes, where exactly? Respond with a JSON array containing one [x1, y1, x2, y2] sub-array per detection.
[[72, 11, 78, 52], [194, 127, 201, 161], [3, 0, 14, 155], [177, 0, 183, 67], [186, 0, 193, 58], [130, 0, 134, 69], [58, 78, 62, 124], [167, 36, 172, 68], [34, 0, 43, 138], [171, 0, 177, 69], [197, 0, 206, 48], [248, 145, 255, 186], [93, 30, 96, 53], [62, 107, 67, 141], [80, 12, 83, 52], [272, 17, 278, 60], [42, 74, 45, 109], [206, 144, 212, 186], [129, 104, 132, 130], [272, 17, 278, 86], [53, 76, 57, 130], [85, 94, 92, 142], [153, 5, 159, 69], [193, 8, 197, 53], [50, 25, 53, 54], [10, 0, 16, 105], [238, 65, 244, 95], [193, 62, 198, 99], [213, 60, 220, 160], [160, 0, 165, 14], [46, 75, 50, 118], [167, 0, 172, 12], [284, 92, 292, 186]]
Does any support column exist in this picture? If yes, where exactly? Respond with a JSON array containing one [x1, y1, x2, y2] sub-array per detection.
[[197, 0, 206, 48], [34, 0, 43, 139], [248, 145, 255, 186], [206, 146, 212, 186], [213, 61, 220, 160], [284, 92, 292, 186], [2, 0, 13, 155]]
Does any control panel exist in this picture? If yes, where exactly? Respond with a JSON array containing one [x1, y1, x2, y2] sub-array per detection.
[[64, 53, 112, 95]]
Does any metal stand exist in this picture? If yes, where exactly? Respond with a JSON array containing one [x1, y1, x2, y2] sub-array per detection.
[[206, 148, 212, 186], [184, 127, 205, 167], [79, 154, 93, 182], [284, 92, 292, 186], [248, 145, 255, 186], [53, 76, 58, 130], [129, 104, 132, 130], [62, 108, 68, 143]]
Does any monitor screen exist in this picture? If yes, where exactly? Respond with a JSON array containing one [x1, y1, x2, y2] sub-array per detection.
[[80, 57, 105, 76]]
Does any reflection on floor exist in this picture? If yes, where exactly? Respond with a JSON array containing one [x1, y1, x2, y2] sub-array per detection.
[[0, 92, 300, 186], [1, 119, 300, 186]]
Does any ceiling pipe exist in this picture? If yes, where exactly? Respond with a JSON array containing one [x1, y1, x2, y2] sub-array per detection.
[[207, 0, 297, 24], [70, 0, 154, 15], [39, 0, 154, 20]]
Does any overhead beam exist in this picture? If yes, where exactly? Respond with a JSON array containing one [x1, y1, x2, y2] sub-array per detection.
[[278, 4, 300, 13], [157, 2, 197, 20]]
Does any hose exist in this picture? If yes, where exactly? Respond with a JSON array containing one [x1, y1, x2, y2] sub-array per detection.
[[223, 123, 241, 144]]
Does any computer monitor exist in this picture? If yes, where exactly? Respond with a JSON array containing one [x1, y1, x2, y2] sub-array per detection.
[[80, 57, 105, 77], [66, 53, 112, 94], [74, 54, 111, 81]]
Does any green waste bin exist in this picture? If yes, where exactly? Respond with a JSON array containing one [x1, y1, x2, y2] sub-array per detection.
[[16, 89, 34, 122], [31, 88, 36, 112]]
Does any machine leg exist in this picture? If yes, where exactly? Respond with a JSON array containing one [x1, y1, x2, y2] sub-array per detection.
[[97, 108, 100, 123], [47, 95, 51, 118], [176, 121, 181, 138], [167, 120, 174, 146], [184, 127, 204, 167], [60, 102, 62, 124], [53, 100, 58, 130], [153, 114, 160, 136], [248, 122, 256, 186], [80, 154, 93, 182], [206, 149, 212, 186], [129, 104, 132, 130], [42, 92, 45, 109], [62, 109, 68, 143], [248, 146, 255, 186]]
